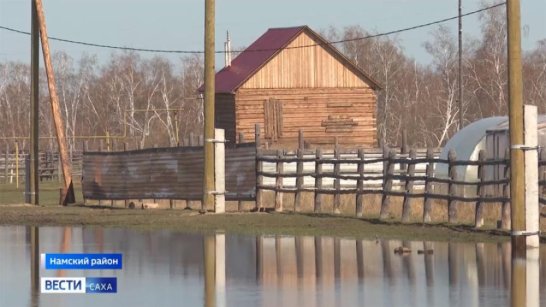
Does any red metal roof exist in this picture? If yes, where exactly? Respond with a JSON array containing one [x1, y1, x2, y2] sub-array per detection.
[[214, 26, 305, 94], [203, 25, 380, 94]]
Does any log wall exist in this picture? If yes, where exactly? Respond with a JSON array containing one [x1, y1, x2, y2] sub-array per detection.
[[235, 88, 377, 147], [215, 94, 236, 144]]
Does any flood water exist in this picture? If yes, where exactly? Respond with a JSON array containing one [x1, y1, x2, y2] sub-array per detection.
[[0, 226, 544, 307]]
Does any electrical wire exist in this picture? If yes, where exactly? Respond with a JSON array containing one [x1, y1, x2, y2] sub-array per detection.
[[0, 2, 505, 54]]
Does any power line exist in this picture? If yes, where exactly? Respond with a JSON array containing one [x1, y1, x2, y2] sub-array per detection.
[[0, 2, 505, 54]]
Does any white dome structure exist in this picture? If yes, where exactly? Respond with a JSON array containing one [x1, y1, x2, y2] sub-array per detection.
[[437, 117, 506, 182]]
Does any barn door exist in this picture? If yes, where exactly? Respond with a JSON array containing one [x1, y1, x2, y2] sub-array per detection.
[[264, 98, 283, 141]]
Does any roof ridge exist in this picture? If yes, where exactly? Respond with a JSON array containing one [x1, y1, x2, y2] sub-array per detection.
[[204, 25, 380, 94]]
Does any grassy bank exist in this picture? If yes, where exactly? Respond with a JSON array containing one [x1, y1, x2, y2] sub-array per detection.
[[1, 182, 544, 242], [0, 181, 82, 206], [0, 205, 525, 243]]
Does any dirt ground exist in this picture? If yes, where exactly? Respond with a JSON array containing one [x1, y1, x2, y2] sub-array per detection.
[[0, 204, 537, 243], [1, 184, 544, 243]]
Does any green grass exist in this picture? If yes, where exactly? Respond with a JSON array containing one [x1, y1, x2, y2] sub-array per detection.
[[0, 205, 525, 243], [0, 181, 83, 206], [1, 182, 543, 243]]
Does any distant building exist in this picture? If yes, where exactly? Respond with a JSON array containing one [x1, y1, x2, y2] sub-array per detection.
[[201, 25, 380, 148]]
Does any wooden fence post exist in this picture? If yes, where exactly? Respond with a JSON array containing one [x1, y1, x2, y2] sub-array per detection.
[[275, 149, 284, 212], [185, 134, 197, 210], [402, 149, 416, 223], [501, 148, 511, 230], [400, 130, 408, 171], [333, 138, 341, 214], [355, 148, 365, 217], [423, 148, 434, 223], [255, 124, 263, 211], [4, 144, 8, 184], [475, 150, 486, 228], [15, 141, 19, 189], [237, 132, 245, 209], [237, 132, 245, 210], [81, 141, 87, 206], [294, 130, 304, 212], [57, 149, 62, 184], [448, 149, 458, 224], [24, 154, 31, 203], [314, 148, 323, 213], [380, 149, 395, 220]]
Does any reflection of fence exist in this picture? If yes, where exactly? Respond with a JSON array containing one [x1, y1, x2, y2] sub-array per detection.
[[254, 235, 526, 305]]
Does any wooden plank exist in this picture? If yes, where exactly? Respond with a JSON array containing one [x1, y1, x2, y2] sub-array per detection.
[[275, 149, 284, 212], [501, 148, 511, 230], [294, 130, 304, 212], [448, 149, 458, 223], [4, 145, 8, 184], [402, 149, 416, 223], [474, 150, 486, 228], [333, 138, 341, 214], [380, 148, 395, 220], [355, 148, 365, 217], [314, 148, 323, 213], [423, 148, 434, 223]]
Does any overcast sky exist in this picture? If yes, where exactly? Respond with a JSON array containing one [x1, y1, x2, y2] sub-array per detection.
[[0, 0, 545, 66]]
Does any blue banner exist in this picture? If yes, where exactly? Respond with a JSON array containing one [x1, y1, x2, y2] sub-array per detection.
[[44, 253, 123, 270], [41, 277, 117, 294], [86, 277, 117, 294]]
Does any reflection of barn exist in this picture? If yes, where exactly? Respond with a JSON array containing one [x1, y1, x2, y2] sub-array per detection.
[[205, 26, 380, 148]]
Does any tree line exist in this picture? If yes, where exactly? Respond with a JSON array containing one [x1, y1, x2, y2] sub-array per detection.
[[0, 3, 545, 150]]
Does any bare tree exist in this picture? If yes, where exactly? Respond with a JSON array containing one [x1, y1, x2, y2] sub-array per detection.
[[423, 25, 459, 146]]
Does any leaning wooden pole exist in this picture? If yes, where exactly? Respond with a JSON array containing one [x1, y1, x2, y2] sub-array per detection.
[[35, 0, 74, 205]]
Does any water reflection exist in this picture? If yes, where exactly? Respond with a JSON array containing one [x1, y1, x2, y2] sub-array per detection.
[[29, 226, 39, 307], [0, 226, 543, 307]]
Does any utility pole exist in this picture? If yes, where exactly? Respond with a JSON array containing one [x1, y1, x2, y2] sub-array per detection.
[[458, 0, 463, 130], [202, 0, 216, 212], [30, 0, 39, 205], [35, 0, 74, 205], [506, 0, 525, 256]]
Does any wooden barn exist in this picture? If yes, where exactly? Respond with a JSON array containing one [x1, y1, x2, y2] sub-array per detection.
[[208, 25, 380, 148]]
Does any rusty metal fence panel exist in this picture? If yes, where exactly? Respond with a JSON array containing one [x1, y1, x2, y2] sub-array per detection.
[[82, 144, 256, 201]]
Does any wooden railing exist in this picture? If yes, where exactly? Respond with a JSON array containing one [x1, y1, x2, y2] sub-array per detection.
[[1, 150, 83, 184], [255, 142, 523, 228]]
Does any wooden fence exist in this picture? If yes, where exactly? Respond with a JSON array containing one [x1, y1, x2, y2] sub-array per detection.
[[1, 150, 83, 184], [14, 124, 544, 231], [253, 127, 546, 229], [256, 146, 516, 227]]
